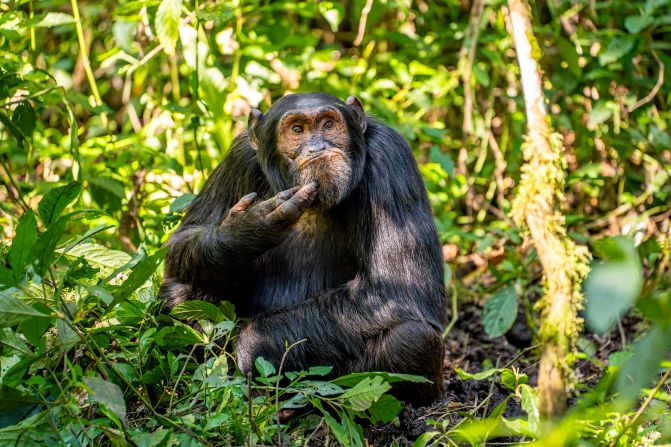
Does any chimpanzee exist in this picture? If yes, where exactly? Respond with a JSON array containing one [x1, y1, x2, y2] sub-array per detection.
[[159, 93, 447, 404]]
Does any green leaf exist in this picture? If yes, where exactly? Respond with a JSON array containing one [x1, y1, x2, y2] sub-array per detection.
[[130, 429, 171, 447], [83, 376, 127, 421], [34, 219, 66, 276], [616, 325, 671, 402], [153, 324, 200, 349], [332, 371, 431, 387], [519, 384, 540, 436], [0, 386, 41, 412], [110, 247, 167, 307], [625, 16, 654, 34], [340, 376, 391, 412], [317, 404, 364, 447], [501, 418, 535, 438], [455, 367, 504, 381], [255, 357, 276, 377], [599, 36, 636, 65], [156, 0, 182, 55], [11, 102, 36, 136], [62, 242, 131, 276], [588, 101, 614, 126], [483, 284, 518, 337], [171, 300, 226, 323], [0, 292, 50, 328], [585, 237, 643, 334], [0, 328, 33, 356], [8, 211, 37, 283], [38, 181, 81, 225], [412, 432, 440, 447], [86, 285, 115, 305], [34, 12, 76, 28], [318, 2, 344, 32], [429, 146, 455, 177], [367, 394, 403, 423], [170, 193, 196, 213]]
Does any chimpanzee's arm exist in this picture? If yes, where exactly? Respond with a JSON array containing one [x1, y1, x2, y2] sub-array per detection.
[[163, 134, 270, 286], [237, 121, 447, 395]]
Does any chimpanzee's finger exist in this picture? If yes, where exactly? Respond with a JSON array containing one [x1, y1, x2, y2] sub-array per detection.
[[258, 186, 301, 213], [269, 182, 318, 222], [228, 192, 258, 218]]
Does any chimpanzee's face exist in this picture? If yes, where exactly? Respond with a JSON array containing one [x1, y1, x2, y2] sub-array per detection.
[[275, 105, 352, 209], [248, 93, 367, 209]]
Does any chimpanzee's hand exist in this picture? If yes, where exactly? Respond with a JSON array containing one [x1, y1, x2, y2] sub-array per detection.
[[221, 182, 318, 248]]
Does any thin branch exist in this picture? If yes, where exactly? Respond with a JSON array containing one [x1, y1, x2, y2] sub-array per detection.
[[627, 50, 664, 113], [353, 0, 374, 47]]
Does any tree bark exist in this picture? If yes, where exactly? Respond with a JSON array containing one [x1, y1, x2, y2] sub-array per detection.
[[507, 0, 590, 418]]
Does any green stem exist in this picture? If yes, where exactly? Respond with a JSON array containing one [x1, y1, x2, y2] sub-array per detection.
[[70, 0, 108, 127]]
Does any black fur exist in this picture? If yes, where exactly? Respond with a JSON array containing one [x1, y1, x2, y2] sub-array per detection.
[[160, 93, 447, 404]]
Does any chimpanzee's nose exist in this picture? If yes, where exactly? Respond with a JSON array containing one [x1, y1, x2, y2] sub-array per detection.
[[306, 140, 328, 155]]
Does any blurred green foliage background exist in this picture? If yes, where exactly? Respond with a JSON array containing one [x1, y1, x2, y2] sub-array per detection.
[[1, 0, 671, 445]]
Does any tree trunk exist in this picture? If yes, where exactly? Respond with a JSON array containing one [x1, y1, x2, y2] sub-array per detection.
[[507, 0, 591, 418]]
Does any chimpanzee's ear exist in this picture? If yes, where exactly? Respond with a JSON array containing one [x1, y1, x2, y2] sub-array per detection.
[[346, 96, 367, 134], [248, 108, 263, 150]]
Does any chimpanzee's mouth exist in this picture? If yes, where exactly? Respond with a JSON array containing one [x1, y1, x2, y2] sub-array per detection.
[[300, 151, 343, 167]]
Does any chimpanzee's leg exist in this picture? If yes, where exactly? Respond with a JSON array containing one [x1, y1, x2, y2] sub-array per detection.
[[363, 320, 444, 405]]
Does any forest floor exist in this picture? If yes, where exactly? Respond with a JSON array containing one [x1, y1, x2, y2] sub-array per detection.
[[351, 298, 641, 446]]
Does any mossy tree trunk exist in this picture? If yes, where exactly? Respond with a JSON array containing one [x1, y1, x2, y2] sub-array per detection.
[[507, 0, 591, 418]]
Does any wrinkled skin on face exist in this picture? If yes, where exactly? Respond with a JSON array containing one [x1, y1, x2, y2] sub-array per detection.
[[275, 105, 352, 208], [248, 94, 367, 210]]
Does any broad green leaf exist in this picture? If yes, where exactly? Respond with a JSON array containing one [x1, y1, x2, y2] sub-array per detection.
[[599, 36, 636, 65], [86, 285, 115, 305], [130, 429, 171, 447], [170, 193, 196, 212], [501, 418, 535, 438], [153, 324, 200, 349], [585, 237, 642, 334], [0, 328, 32, 356], [519, 384, 540, 436], [340, 376, 391, 412], [0, 292, 49, 329], [616, 325, 671, 402], [625, 16, 654, 34], [483, 284, 518, 337], [307, 366, 333, 376], [254, 357, 276, 378], [38, 181, 81, 225], [8, 211, 37, 283], [83, 376, 127, 421], [0, 386, 41, 412], [171, 300, 226, 323], [34, 219, 65, 276], [367, 394, 403, 423], [156, 0, 182, 55], [62, 242, 131, 276], [11, 102, 36, 136]]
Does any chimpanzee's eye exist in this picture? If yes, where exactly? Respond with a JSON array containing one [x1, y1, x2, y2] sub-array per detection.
[[323, 120, 334, 130], [292, 124, 304, 133]]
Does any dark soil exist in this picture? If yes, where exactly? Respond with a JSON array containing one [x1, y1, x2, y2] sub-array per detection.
[[360, 299, 643, 447]]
